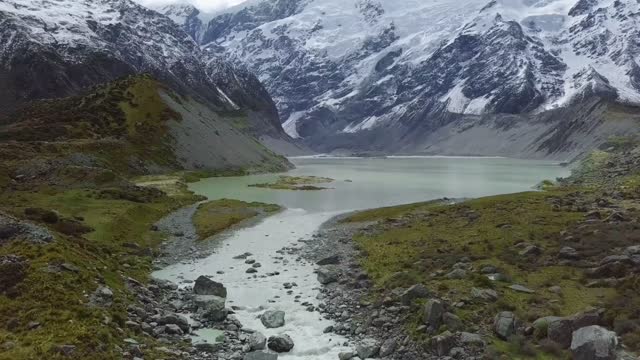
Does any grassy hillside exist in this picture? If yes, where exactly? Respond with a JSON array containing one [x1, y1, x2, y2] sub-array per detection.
[[0, 75, 290, 359], [343, 139, 640, 358]]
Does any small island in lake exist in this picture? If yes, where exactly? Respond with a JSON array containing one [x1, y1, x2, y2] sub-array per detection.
[[249, 175, 335, 191]]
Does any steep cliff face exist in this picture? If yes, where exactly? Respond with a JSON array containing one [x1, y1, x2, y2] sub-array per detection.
[[164, 0, 640, 159]]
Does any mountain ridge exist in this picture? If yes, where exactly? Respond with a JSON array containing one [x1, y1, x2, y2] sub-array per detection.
[[163, 0, 640, 159]]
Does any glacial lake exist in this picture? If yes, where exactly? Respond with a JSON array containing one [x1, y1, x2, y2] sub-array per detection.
[[154, 156, 571, 359]]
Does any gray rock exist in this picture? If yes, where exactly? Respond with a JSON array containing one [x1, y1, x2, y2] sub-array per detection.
[[548, 318, 574, 348], [624, 245, 640, 256], [55, 345, 76, 356], [379, 338, 397, 357], [260, 310, 285, 328], [338, 352, 355, 360], [194, 295, 227, 322], [571, 326, 618, 360], [423, 299, 444, 330], [267, 334, 294, 353], [356, 339, 380, 359], [559, 246, 580, 260], [89, 286, 114, 307], [459, 332, 484, 346], [247, 268, 258, 273], [494, 311, 516, 340], [446, 269, 467, 279], [519, 245, 542, 256], [317, 266, 339, 285], [244, 351, 278, 360], [433, 331, 456, 356], [195, 342, 220, 353], [249, 332, 267, 351], [164, 324, 183, 335], [194, 276, 227, 298], [399, 284, 430, 305], [533, 316, 563, 336], [470, 288, 498, 302], [157, 313, 190, 333], [317, 255, 341, 265], [443, 312, 463, 331], [508, 284, 535, 294]]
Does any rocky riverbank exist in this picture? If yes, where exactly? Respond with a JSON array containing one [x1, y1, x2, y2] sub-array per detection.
[[299, 204, 488, 360]]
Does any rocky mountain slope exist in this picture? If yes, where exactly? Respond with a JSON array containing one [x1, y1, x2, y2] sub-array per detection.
[[165, 0, 640, 159], [0, 0, 299, 154]]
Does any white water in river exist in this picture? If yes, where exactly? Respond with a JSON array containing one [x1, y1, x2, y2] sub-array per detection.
[[152, 156, 571, 359]]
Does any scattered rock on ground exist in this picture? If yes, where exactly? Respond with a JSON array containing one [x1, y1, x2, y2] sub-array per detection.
[[494, 311, 517, 340], [260, 310, 285, 329], [267, 334, 295, 353]]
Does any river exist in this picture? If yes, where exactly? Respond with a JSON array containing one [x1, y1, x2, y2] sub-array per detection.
[[152, 156, 570, 359]]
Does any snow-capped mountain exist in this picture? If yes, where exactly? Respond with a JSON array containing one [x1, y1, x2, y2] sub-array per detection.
[[163, 0, 640, 158], [0, 0, 287, 139]]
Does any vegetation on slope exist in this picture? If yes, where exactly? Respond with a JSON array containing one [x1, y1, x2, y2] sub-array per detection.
[[0, 74, 288, 359], [343, 138, 640, 359]]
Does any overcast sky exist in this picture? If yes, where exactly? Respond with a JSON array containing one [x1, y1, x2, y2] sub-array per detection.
[[135, 0, 247, 12]]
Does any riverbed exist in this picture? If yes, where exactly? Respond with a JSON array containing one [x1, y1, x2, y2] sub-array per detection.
[[152, 156, 570, 359]]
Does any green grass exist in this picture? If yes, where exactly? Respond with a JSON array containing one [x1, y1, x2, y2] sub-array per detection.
[[345, 189, 621, 357], [192, 199, 281, 240], [0, 185, 201, 359]]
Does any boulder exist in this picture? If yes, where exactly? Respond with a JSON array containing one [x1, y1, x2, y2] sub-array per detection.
[[400, 284, 430, 305], [433, 331, 456, 356], [193, 276, 227, 298], [164, 324, 183, 335], [244, 351, 278, 360], [548, 318, 574, 348], [559, 246, 580, 260], [194, 295, 227, 322], [423, 299, 444, 330], [260, 310, 285, 329], [443, 312, 463, 331], [470, 288, 498, 302], [249, 332, 267, 351], [356, 339, 380, 359], [446, 269, 467, 279], [570, 326, 617, 360], [157, 313, 190, 333], [624, 245, 640, 256], [316, 255, 341, 265], [0, 255, 28, 294], [533, 316, 563, 337], [267, 335, 294, 353], [493, 312, 516, 340], [338, 352, 355, 360], [89, 286, 114, 307], [459, 332, 485, 346], [519, 245, 542, 256], [317, 267, 339, 285], [379, 338, 397, 357]]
